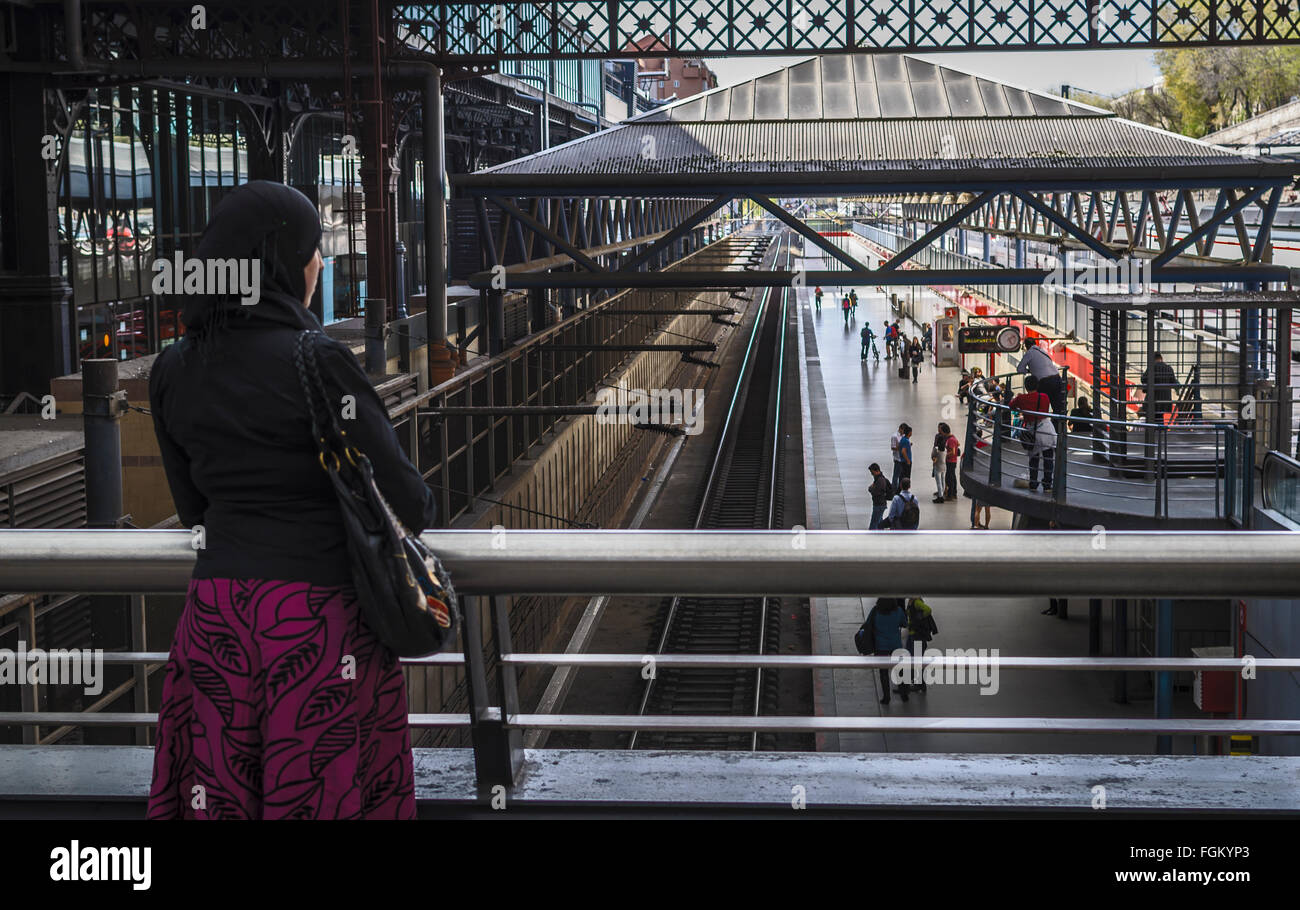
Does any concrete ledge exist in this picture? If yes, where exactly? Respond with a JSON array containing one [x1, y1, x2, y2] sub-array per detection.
[[1, 746, 1297, 816]]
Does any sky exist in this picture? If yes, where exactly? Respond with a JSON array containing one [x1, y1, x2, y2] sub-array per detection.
[[704, 49, 1159, 98]]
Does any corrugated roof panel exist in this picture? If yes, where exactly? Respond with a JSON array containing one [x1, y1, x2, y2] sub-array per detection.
[[465, 54, 1296, 187], [754, 70, 787, 119], [470, 117, 1287, 181]]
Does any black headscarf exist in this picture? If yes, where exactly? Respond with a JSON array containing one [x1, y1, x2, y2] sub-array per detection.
[[181, 180, 324, 345]]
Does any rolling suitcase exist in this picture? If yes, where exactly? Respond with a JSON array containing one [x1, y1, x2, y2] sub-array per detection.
[[898, 363, 908, 379]]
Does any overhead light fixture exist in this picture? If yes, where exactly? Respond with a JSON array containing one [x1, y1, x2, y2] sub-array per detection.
[[941, 193, 957, 205], [957, 192, 975, 204]]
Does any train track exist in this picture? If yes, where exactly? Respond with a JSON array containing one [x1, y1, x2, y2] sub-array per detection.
[[630, 231, 791, 751]]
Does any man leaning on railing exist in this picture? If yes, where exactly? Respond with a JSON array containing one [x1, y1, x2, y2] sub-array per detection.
[[1018, 338, 1067, 415]]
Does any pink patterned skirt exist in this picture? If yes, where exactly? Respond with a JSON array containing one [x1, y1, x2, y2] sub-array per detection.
[[147, 578, 416, 819]]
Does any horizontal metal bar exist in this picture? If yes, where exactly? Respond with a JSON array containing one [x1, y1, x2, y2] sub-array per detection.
[[2, 529, 1296, 597], [501, 655, 1297, 671], [511, 716, 1300, 735], [466, 265, 1288, 290], [541, 343, 716, 352], [4, 711, 1292, 735], [0, 712, 472, 729], [84, 652, 1297, 671]]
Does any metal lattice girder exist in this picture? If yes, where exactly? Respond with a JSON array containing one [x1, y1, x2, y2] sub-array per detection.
[[394, 1, 1300, 62], [899, 184, 1292, 264], [468, 264, 1289, 289], [33, 3, 1300, 71]]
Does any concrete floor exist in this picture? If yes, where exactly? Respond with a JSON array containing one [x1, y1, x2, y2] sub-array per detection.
[[797, 277, 1187, 756]]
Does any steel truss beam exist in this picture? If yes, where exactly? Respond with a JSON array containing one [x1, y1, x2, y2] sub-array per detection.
[[27, 3, 1300, 71], [394, 3, 1300, 62], [472, 187, 1289, 292], [899, 183, 1291, 264], [468, 266, 1289, 291]]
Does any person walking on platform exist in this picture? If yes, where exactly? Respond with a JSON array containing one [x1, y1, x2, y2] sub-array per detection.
[[145, 181, 434, 820], [814, 285, 823, 311], [904, 597, 940, 694], [849, 288, 859, 316], [908, 337, 924, 383], [856, 598, 909, 705], [1018, 338, 1066, 415], [861, 323, 879, 362], [868, 462, 892, 529], [842, 294, 852, 327], [969, 497, 991, 530], [921, 322, 933, 352]]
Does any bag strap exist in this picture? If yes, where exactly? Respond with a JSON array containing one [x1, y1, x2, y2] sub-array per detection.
[[294, 329, 351, 466]]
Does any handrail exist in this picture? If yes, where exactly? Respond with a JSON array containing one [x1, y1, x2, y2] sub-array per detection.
[[2, 529, 1298, 596], [2, 530, 1297, 791], [969, 370, 1229, 434], [965, 370, 1250, 520]]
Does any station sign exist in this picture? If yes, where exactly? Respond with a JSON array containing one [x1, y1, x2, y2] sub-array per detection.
[[958, 324, 1021, 353]]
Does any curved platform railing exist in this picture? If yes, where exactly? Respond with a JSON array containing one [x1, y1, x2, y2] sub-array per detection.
[[962, 372, 1254, 525]]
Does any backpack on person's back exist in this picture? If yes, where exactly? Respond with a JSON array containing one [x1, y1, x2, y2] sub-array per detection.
[[898, 495, 920, 529]]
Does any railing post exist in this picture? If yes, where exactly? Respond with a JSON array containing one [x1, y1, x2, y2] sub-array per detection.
[[1053, 420, 1068, 503], [1155, 598, 1175, 755], [1224, 428, 1237, 524], [1113, 598, 1129, 704], [1155, 426, 1167, 520], [989, 407, 1004, 486], [488, 594, 525, 777], [963, 395, 976, 472], [81, 359, 125, 529], [459, 594, 518, 796], [1241, 432, 1255, 529]]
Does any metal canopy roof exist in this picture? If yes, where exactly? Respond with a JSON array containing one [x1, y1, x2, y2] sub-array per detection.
[[457, 54, 1299, 194]]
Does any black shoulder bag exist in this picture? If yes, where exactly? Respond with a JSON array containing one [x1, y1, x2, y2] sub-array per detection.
[[294, 330, 459, 657]]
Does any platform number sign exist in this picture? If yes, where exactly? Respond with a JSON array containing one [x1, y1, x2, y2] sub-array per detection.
[[958, 324, 1021, 354]]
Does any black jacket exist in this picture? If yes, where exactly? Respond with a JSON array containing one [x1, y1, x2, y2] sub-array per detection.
[[150, 321, 437, 585]]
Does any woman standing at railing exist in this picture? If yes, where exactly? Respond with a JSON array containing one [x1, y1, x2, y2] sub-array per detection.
[[145, 182, 436, 820], [1009, 375, 1057, 492]]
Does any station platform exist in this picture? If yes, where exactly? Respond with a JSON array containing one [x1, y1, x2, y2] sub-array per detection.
[[795, 282, 1182, 755]]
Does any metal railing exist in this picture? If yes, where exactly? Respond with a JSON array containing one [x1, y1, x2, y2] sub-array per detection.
[[2, 529, 1299, 793], [964, 372, 1253, 523]]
